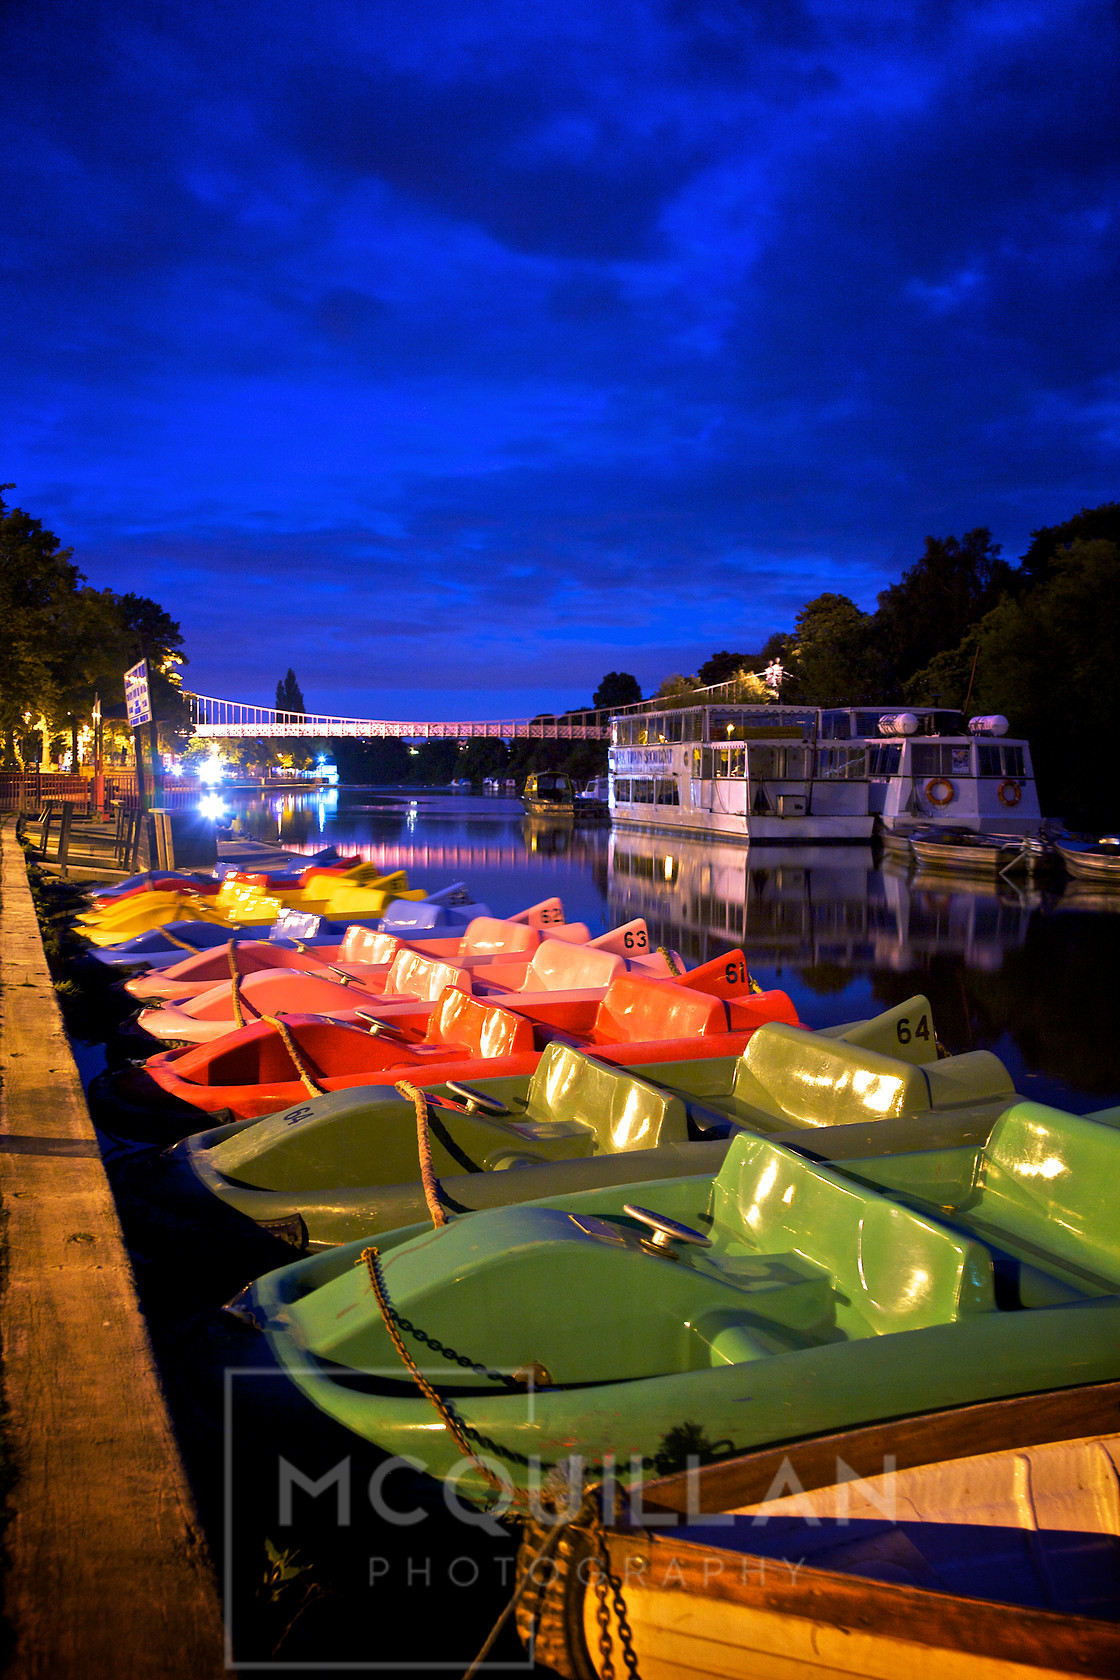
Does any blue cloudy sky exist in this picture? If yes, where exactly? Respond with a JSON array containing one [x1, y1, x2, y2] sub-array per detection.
[[3, 0, 1117, 720]]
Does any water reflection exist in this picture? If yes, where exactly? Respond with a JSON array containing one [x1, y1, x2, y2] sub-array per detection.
[[607, 833, 1037, 974]]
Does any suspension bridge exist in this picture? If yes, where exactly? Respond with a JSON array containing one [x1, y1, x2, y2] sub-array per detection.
[[187, 693, 611, 741]]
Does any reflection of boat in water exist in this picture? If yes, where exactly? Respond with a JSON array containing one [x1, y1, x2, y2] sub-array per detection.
[[608, 830, 1035, 972], [608, 702, 1044, 843], [1056, 835, 1120, 885]]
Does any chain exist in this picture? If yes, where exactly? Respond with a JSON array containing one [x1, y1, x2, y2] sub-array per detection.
[[359, 1244, 510, 1499], [656, 945, 681, 976], [589, 1508, 641, 1680], [593, 1561, 616, 1680]]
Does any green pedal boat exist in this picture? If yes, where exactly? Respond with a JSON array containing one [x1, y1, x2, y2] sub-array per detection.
[[180, 996, 1015, 1245], [242, 1088, 1120, 1499]]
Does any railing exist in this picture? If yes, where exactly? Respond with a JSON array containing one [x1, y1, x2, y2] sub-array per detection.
[[0, 772, 205, 815], [0, 773, 92, 813], [186, 693, 610, 741]]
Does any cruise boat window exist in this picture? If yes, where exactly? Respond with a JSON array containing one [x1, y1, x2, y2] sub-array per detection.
[[820, 711, 852, 740], [748, 746, 781, 778], [1003, 745, 1025, 778], [683, 711, 705, 741], [656, 779, 680, 804], [614, 779, 631, 801], [911, 743, 971, 777], [868, 744, 902, 776], [816, 747, 867, 780], [854, 711, 887, 736], [633, 778, 655, 803], [977, 743, 1001, 776]]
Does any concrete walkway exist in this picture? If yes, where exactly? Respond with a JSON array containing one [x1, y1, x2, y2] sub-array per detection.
[[0, 818, 226, 1677]]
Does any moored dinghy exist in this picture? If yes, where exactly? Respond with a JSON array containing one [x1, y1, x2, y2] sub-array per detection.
[[173, 996, 1016, 1247], [514, 1379, 1120, 1680], [1055, 834, 1120, 885], [240, 1095, 1120, 1499], [93, 970, 798, 1128]]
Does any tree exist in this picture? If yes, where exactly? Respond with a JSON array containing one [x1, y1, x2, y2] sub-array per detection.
[[0, 487, 82, 765], [788, 593, 882, 705], [592, 671, 642, 710], [1020, 503, 1120, 582], [0, 488, 190, 767], [651, 672, 701, 708], [873, 529, 1014, 695], [276, 668, 306, 714], [697, 651, 753, 687], [909, 538, 1120, 826]]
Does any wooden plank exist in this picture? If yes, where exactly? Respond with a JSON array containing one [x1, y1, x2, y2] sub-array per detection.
[[602, 1531, 1120, 1678], [639, 1381, 1120, 1515], [0, 818, 226, 1678]]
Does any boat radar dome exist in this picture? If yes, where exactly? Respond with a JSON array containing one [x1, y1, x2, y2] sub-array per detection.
[[968, 715, 1009, 737], [878, 713, 919, 736]]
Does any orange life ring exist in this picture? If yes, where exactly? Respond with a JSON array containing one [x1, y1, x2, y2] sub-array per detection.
[[926, 777, 955, 807], [998, 779, 1022, 808]]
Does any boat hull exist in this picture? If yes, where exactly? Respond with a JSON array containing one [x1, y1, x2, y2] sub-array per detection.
[[520, 1381, 1120, 1680]]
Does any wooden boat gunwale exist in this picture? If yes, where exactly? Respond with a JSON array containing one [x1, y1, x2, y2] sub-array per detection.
[[523, 1380, 1120, 1680]]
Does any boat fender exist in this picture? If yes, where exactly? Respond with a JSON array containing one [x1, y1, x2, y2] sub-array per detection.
[[998, 779, 1022, 807], [926, 776, 955, 806]]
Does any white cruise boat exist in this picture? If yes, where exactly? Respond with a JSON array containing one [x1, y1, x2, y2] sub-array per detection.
[[608, 702, 1042, 843]]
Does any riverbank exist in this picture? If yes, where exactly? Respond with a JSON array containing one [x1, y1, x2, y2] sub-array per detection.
[[0, 816, 225, 1677]]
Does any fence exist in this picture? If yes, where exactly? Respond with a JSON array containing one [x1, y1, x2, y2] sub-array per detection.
[[0, 772, 202, 815]]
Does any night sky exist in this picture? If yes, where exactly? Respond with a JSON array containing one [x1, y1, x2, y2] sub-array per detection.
[[4, 1, 1117, 721]]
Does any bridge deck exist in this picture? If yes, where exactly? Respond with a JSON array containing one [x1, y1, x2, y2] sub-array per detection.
[[188, 694, 609, 740]]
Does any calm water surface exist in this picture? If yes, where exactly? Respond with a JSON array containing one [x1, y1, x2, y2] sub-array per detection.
[[229, 785, 1120, 1116]]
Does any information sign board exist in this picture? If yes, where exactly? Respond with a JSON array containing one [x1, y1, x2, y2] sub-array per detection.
[[124, 659, 152, 728]]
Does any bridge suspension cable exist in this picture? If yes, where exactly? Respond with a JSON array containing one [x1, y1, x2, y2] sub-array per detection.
[[186, 693, 610, 741]]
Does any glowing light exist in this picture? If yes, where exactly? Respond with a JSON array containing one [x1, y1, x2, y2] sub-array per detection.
[[199, 752, 225, 785], [199, 794, 227, 820]]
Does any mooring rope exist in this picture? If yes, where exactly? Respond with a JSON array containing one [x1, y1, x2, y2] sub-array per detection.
[[258, 1014, 325, 1097], [395, 1078, 448, 1228], [227, 938, 246, 1029], [656, 945, 682, 976]]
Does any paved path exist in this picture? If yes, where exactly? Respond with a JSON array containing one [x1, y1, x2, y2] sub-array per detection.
[[0, 818, 226, 1677]]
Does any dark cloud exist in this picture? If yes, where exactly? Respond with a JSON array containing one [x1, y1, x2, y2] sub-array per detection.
[[2, 0, 1116, 717]]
